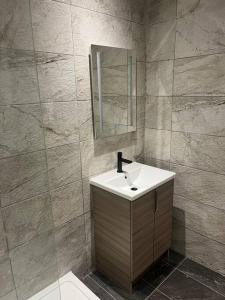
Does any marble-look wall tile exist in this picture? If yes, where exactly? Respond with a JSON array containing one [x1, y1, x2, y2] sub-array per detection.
[[132, 23, 145, 62], [36, 52, 76, 103], [47, 143, 82, 190], [0, 104, 44, 159], [137, 62, 146, 97], [146, 21, 176, 62], [31, 0, 73, 54], [71, 0, 132, 21], [174, 53, 225, 96], [173, 195, 225, 245], [171, 164, 225, 211], [146, 60, 173, 96], [77, 101, 93, 141], [10, 231, 58, 287], [145, 96, 172, 130], [137, 96, 146, 129], [51, 181, 83, 227], [130, 0, 145, 24], [0, 211, 7, 258], [80, 139, 116, 178], [171, 132, 225, 175], [3, 193, 53, 250], [0, 49, 39, 105], [82, 178, 90, 213], [55, 215, 87, 276], [0, 256, 15, 298], [0, 151, 48, 207], [145, 0, 176, 25], [0, 0, 33, 50], [144, 155, 170, 171], [172, 222, 225, 276], [74, 56, 91, 101], [172, 97, 225, 136], [16, 267, 58, 300], [0, 290, 17, 300], [71, 6, 132, 56], [176, 0, 225, 58], [135, 128, 145, 160], [144, 128, 171, 161], [42, 102, 79, 148]]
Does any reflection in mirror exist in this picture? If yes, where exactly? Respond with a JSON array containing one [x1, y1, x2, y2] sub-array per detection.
[[90, 45, 137, 139]]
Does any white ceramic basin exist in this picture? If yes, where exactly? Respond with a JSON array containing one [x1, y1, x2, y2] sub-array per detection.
[[90, 162, 175, 201]]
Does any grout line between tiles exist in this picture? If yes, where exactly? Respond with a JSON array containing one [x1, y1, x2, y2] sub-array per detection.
[[86, 275, 117, 300], [176, 269, 225, 299]]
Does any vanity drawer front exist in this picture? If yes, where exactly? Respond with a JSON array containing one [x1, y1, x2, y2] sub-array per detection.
[[131, 192, 155, 280]]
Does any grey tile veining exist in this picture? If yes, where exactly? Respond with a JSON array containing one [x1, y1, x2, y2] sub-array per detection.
[[16, 266, 58, 300], [171, 132, 225, 175], [144, 128, 171, 161], [0, 104, 44, 159], [47, 143, 82, 190], [0, 290, 17, 300], [174, 53, 225, 96], [146, 60, 173, 96], [51, 181, 83, 227], [172, 97, 225, 136], [31, 0, 73, 54], [130, 0, 145, 24], [0, 0, 33, 50], [176, 0, 225, 58], [145, 96, 172, 130], [0, 49, 39, 105], [0, 211, 7, 258], [132, 22, 145, 62], [0, 151, 48, 207], [159, 269, 225, 300], [146, 21, 176, 62], [42, 101, 79, 148], [3, 193, 53, 250], [173, 194, 225, 245], [171, 164, 225, 211], [71, 6, 132, 57], [36, 52, 76, 103], [0, 256, 15, 297], [137, 96, 146, 129], [82, 178, 91, 213], [78, 100, 93, 141], [55, 215, 87, 276], [137, 62, 146, 97], [71, 0, 132, 21], [74, 56, 91, 101], [172, 223, 225, 276], [10, 231, 58, 287], [178, 258, 225, 297], [145, 0, 176, 25], [144, 155, 170, 171]]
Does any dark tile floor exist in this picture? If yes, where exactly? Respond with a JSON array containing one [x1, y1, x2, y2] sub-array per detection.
[[82, 251, 225, 300]]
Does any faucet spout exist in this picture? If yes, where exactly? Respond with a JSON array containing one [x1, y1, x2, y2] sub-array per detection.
[[117, 152, 132, 173]]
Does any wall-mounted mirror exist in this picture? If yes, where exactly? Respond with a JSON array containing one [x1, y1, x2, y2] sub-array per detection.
[[90, 45, 137, 139]]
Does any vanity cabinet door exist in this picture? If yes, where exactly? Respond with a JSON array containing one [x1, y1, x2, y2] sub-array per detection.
[[131, 191, 155, 280], [154, 180, 174, 261]]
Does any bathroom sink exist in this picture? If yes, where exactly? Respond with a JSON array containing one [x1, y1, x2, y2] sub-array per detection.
[[90, 162, 175, 201]]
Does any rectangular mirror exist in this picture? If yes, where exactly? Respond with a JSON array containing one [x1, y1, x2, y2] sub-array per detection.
[[90, 45, 137, 139]]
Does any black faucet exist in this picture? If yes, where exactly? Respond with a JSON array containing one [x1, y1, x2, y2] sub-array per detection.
[[117, 152, 132, 173]]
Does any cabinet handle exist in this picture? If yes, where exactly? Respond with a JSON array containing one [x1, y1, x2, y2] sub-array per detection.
[[155, 190, 158, 212]]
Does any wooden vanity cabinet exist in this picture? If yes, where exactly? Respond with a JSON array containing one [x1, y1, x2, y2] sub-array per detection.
[[92, 179, 174, 293]]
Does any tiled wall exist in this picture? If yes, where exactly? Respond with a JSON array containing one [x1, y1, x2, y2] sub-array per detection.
[[144, 0, 225, 276], [0, 0, 146, 299]]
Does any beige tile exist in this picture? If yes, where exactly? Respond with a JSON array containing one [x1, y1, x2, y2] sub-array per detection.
[[47, 143, 82, 190], [36, 52, 76, 103], [42, 102, 79, 148], [0, 104, 44, 159], [78, 101, 93, 141], [0, 151, 48, 207], [144, 128, 171, 161], [0, 256, 15, 298], [51, 181, 83, 227], [146, 60, 173, 96], [145, 96, 172, 130], [0, 212, 7, 258], [0, 290, 17, 300], [31, 0, 73, 54], [3, 193, 53, 250], [0, 0, 33, 50], [171, 132, 225, 175], [82, 178, 91, 213], [75, 56, 91, 101], [171, 164, 225, 211], [174, 53, 225, 96]]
